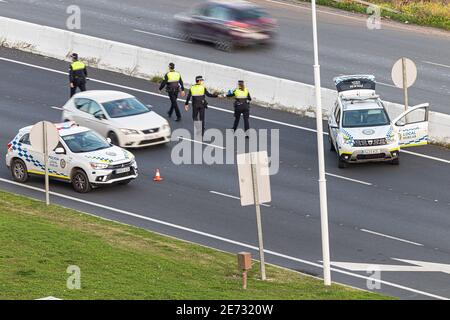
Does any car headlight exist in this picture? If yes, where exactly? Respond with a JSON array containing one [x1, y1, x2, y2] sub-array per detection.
[[120, 128, 140, 135], [161, 123, 170, 131], [90, 162, 109, 170]]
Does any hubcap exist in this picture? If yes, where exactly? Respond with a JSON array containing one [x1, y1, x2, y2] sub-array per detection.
[[74, 174, 86, 190], [14, 163, 24, 179]]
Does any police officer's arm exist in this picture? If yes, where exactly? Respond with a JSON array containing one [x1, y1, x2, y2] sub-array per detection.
[[205, 88, 218, 98], [159, 73, 169, 91], [69, 65, 75, 84], [226, 90, 236, 98], [247, 92, 252, 102], [178, 77, 185, 92], [185, 89, 192, 105]]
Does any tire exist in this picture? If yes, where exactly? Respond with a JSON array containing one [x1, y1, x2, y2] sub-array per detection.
[[328, 126, 336, 152], [71, 169, 92, 193], [215, 37, 234, 52], [108, 131, 120, 146], [338, 154, 347, 169], [11, 159, 29, 183], [390, 156, 400, 165]]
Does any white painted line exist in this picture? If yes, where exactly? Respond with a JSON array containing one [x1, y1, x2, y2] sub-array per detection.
[[326, 172, 372, 186], [401, 150, 450, 165], [2, 56, 449, 166], [134, 29, 185, 42], [210, 190, 271, 207], [51, 106, 64, 111], [423, 61, 450, 69], [360, 228, 424, 247], [378, 82, 398, 89], [0, 177, 445, 300], [178, 136, 225, 150]]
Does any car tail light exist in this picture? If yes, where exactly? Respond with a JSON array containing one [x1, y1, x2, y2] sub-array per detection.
[[226, 21, 251, 32], [7, 142, 12, 152]]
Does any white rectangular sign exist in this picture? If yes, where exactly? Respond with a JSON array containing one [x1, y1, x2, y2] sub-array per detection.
[[237, 151, 271, 206]]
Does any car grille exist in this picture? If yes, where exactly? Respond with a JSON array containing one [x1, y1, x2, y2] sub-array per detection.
[[139, 137, 166, 145], [353, 138, 387, 147], [142, 128, 160, 134], [108, 161, 133, 170], [356, 153, 386, 160], [109, 167, 136, 180]]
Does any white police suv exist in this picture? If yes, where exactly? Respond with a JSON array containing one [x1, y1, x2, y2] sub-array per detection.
[[328, 75, 429, 168], [6, 122, 138, 193]]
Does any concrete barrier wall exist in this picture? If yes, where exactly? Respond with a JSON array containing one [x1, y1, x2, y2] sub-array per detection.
[[0, 16, 449, 144]]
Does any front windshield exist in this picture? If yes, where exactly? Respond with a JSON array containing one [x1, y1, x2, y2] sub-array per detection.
[[62, 130, 110, 153], [234, 8, 268, 20], [342, 109, 390, 128], [102, 97, 150, 118]]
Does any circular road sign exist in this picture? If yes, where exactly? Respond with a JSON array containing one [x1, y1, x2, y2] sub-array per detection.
[[391, 58, 417, 89], [30, 121, 59, 154]]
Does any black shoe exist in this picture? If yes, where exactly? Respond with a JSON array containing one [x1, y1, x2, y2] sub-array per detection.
[[175, 117, 181, 122]]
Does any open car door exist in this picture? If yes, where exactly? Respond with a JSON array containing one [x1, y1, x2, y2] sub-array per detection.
[[393, 103, 429, 148]]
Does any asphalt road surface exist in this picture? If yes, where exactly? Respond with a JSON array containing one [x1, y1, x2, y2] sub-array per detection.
[[1, 47, 450, 299], [1, 0, 449, 114]]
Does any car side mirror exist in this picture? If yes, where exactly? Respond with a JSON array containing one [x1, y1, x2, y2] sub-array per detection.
[[146, 104, 153, 110], [94, 113, 106, 120], [329, 124, 339, 129], [54, 147, 65, 155], [106, 137, 112, 144]]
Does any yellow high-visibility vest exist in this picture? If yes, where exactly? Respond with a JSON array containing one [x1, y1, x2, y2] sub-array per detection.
[[71, 61, 86, 71], [167, 71, 181, 82], [190, 85, 205, 96], [234, 88, 249, 99]]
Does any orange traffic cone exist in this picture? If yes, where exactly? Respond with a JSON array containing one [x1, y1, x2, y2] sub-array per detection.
[[153, 168, 163, 182]]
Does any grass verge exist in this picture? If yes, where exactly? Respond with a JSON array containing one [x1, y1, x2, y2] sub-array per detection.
[[295, 0, 450, 31], [0, 190, 391, 300]]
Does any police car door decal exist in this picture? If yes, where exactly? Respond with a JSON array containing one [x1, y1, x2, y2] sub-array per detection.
[[394, 104, 429, 148]]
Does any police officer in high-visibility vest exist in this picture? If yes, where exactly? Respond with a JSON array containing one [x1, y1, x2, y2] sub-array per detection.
[[184, 76, 218, 136], [225, 80, 252, 133], [69, 53, 88, 97], [159, 62, 185, 121]]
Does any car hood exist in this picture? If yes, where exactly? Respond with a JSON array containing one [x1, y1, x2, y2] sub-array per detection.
[[82, 145, 134, 165], [108, 111, 166, 131], [341, 125, 393, 140]]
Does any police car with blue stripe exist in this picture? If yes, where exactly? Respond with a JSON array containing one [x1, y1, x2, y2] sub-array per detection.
[[6, 122, 138, 193], [328, 75, 429, 168]]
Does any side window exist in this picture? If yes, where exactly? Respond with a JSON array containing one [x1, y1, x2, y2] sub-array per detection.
[[208, 5, 230, 20], [395, 107, 428, 126], [88, 101, 102, 116], [334, 105, 341, 125], [19, 133, 31, 145], [74, 98, 91, 113]]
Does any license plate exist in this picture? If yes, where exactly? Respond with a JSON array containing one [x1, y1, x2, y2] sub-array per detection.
[[115, 167, 130, 174], [362, 149, 381, 154]]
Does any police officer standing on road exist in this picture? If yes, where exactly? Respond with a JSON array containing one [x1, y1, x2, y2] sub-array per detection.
[[159, 62, 185, 121], [184, 76, 218, 136], [69, 53, 88, 97], [224, 80, 252, 134]]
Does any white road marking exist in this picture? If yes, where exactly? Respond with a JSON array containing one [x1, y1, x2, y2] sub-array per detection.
[[50, 106, 64, 111], [360, 228, 424, 246], [0, 177, 445, 300], [178, 137, 225, 150], [423, 61, 450, 69], [134, 29, 185, 42], [378, 81, 398, 88], [1, 56, 449, 165], [326, 172, 372, 186], [209, 190, 271, 207], [332, 258, 450, 274]]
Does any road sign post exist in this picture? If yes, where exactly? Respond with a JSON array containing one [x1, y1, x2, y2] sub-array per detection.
[[30, 121, 59, 206], [392, 57, 417, 111], [237, 151, 271, 281]]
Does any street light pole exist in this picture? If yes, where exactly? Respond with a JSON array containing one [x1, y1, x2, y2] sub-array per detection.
[[311, 0, 331, 286]]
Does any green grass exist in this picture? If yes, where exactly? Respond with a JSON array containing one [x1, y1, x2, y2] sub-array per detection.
[[0, 191, 391, 300], [296, 0, 450, 31]]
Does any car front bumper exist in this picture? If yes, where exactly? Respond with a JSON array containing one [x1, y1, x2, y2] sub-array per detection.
[[88, 164, 138, 185], [339, 143, 400, 163], [118, 128, 171, 148]]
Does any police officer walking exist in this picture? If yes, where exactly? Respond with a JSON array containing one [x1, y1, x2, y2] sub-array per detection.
[[184, 76, 218, 136], [224, 80, 252, 133], [159, 62, 185, 121], [69, 53, 88, 97]]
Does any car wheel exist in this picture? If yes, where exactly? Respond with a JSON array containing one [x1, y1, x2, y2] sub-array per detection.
[[11, 159, 29, 182], [390, 156, 400, 165], [337, 154, 347, 169], [215, 37, 234, 52], [108, 131, 120, 146], [328, 127, 336, 152], [72, 169, 92, 193]]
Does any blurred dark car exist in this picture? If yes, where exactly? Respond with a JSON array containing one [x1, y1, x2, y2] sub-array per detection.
[[175, 0, 277, 51]]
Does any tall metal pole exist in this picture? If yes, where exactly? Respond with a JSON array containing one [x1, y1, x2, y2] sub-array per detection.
[[43, 123, 50, 206], [402, 57, 408, 111], [251, 153, 266, 281], [311, 0, 331, 286]]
